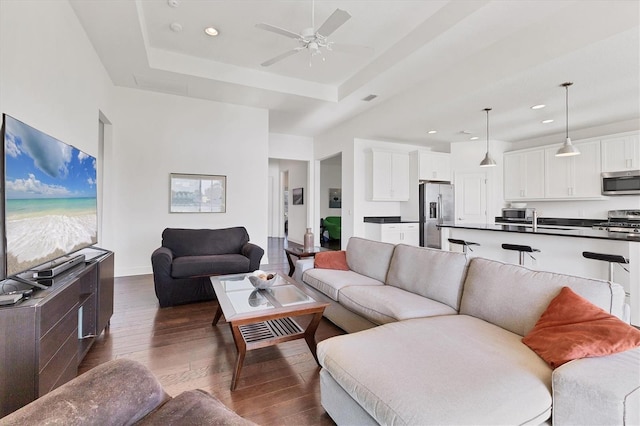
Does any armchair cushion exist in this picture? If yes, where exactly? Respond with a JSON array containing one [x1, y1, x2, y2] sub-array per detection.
[[172, 254, 250, 278]]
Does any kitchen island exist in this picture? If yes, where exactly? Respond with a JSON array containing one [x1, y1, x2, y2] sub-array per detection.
[[439, 222, 640, 326]]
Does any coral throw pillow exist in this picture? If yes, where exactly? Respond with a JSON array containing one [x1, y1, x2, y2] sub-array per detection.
[[522, 286, 640, 368], [314, 250, 349, 270]]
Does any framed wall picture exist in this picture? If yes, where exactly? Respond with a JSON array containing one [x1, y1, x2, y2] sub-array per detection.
[[329, 188, 342, 208], [170, 173, 226, 213], [292, 187, 304, 205]]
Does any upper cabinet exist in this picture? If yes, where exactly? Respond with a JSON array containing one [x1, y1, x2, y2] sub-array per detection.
[[368, 149, 410, 201], [544, 140, 602, 199], [417, 151, 451, 182], [504, 149, 545, 200], [601, 135, 640, 172]]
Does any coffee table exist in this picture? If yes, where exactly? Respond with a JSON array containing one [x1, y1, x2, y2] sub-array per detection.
[[210, 272, 329, 390], [284, 246, 330, 276]]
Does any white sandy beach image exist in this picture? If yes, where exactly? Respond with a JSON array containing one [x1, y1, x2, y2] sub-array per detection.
[[5, 201, 97, 274]]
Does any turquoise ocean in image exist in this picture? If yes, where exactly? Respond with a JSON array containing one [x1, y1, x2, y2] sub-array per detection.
[[6, 198, 97, 219]]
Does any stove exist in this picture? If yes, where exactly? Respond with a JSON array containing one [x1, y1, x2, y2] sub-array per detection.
[[592, 210, 640, 233]]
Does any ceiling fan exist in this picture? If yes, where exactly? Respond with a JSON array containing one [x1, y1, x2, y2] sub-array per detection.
[[256, 1, 371, 67]]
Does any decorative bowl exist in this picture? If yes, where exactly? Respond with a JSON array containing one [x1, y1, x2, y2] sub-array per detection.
[[248, 270, 278, 289]]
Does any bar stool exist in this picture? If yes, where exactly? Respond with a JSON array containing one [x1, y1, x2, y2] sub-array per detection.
[[582, 251, 629, 282], [448, 238, 479, 254], [501, 243, 540, 266]]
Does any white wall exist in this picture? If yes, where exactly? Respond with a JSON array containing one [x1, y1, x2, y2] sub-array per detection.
[[110, 87, 269, 276]]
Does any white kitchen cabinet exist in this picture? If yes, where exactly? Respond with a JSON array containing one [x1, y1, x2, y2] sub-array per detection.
[[503, 149, 545, 200], [418, 151, 451, 182], [601, 135, 640, 172], [368, 149, 410, 201], [544, 140, 602, 199], [364, 223, 420, 246]]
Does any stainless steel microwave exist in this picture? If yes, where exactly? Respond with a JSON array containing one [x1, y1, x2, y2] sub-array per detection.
[[501, 208, 536, 221], [601, 170, 640, 195]]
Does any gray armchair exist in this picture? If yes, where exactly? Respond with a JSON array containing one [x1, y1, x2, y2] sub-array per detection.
[[151, 227, 264, 307]]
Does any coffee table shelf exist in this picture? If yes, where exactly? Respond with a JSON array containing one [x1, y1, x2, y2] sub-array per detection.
[[240, 317, 303, 344]]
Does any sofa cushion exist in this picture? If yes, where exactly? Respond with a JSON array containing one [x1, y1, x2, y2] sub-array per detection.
[[162, 227, 249, 257], [522, 287, 640, 368], [345, 237, 395, 283], [318, 315, 552, 426], [314, 250, 349, 270], [172, 254, 250, 278], [136, 389, 256, 425], [460, 258, 626, 337], [303, 268, 384, 301], [386, 244, 467, 310], [338, 285, 457, 325]]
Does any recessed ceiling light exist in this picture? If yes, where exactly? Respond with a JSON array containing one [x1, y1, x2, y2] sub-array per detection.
[[167, 0, 180, 7], [531, 104, 546, 110], [204, 27, 219, 37], [170, 22, 182, 32], [427, 130, 437, 134], [470, 136, 479, 140], [541, 119, 554, 124], [461, 130, 472, 135]]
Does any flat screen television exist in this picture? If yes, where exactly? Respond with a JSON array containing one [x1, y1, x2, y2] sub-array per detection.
[[1, 114, 97, 279]]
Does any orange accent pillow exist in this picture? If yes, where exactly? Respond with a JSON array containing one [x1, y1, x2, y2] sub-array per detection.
[[522, 286, 640, 368], [314, 250, 349, 270]]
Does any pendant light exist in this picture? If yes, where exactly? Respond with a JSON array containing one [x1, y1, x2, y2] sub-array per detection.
[[479, 108, 496, 167], [555, 82, 580, 157]]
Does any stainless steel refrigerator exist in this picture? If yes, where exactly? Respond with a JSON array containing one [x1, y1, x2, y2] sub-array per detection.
[[419, 182, 454, 248]]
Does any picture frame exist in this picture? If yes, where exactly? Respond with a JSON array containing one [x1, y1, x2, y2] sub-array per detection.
[[292, 187, 304, 205], [329, 188, 342, 208], [170, 173, 226, 213]]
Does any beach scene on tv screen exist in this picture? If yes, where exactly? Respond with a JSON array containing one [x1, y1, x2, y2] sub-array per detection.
[[4, 115, 97, 276]]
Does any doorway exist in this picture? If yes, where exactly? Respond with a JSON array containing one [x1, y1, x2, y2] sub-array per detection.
[[319, 154, 342, 249]]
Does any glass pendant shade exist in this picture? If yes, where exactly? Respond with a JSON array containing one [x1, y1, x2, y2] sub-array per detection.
[[555, 82, 580, 157], [479, 108, 497, 167]]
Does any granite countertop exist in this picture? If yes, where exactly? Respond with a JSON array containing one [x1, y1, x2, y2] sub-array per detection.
[[439, 221, 640, 242], [363, 216, 419, 224]]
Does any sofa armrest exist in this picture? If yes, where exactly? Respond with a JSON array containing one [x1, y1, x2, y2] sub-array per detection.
[[552, 347, 640, 425], [241, 242, 264, 270], [0, 359, 169, 425], [294, 258, 315, 283]]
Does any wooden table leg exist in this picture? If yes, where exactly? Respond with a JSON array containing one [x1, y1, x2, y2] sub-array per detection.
[[304, 311, 325, 364], [229, 323, 246, 391], [286, 252, 296, 277], [211, 304, 223, 326]]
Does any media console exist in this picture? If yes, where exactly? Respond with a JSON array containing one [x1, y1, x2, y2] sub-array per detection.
[[0, 249, 114, 417]]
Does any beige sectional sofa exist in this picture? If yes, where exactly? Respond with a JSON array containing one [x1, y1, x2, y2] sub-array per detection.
[[297, 237, 640, 425]]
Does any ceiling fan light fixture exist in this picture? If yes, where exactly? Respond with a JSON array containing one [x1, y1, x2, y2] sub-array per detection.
[[479, 108, 497, 168], [555, 82, 580, 157]]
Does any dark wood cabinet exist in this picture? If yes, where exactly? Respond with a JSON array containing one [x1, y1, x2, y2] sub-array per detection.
[[0, 250, 114, 417]]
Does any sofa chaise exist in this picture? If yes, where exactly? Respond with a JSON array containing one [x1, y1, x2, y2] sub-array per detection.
[[151, 227, 264, 307], [0, 358, 254, 425], [297, 237, 640, 425]]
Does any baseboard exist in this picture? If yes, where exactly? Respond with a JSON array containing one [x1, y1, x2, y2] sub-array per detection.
[[115, 266, 152, 278]]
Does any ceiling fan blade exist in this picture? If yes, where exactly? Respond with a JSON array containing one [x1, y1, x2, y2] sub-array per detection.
[[316, 9, 351, 37], [329, 43, 373, 56], [261, 48, 304, 67], [255, 23, 301, 39]]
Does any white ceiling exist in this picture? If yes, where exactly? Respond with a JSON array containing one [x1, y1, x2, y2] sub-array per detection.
[[70, 0, 640, 150]]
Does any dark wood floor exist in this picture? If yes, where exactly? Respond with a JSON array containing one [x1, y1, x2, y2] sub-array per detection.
[[79, 237, 345, 425]]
